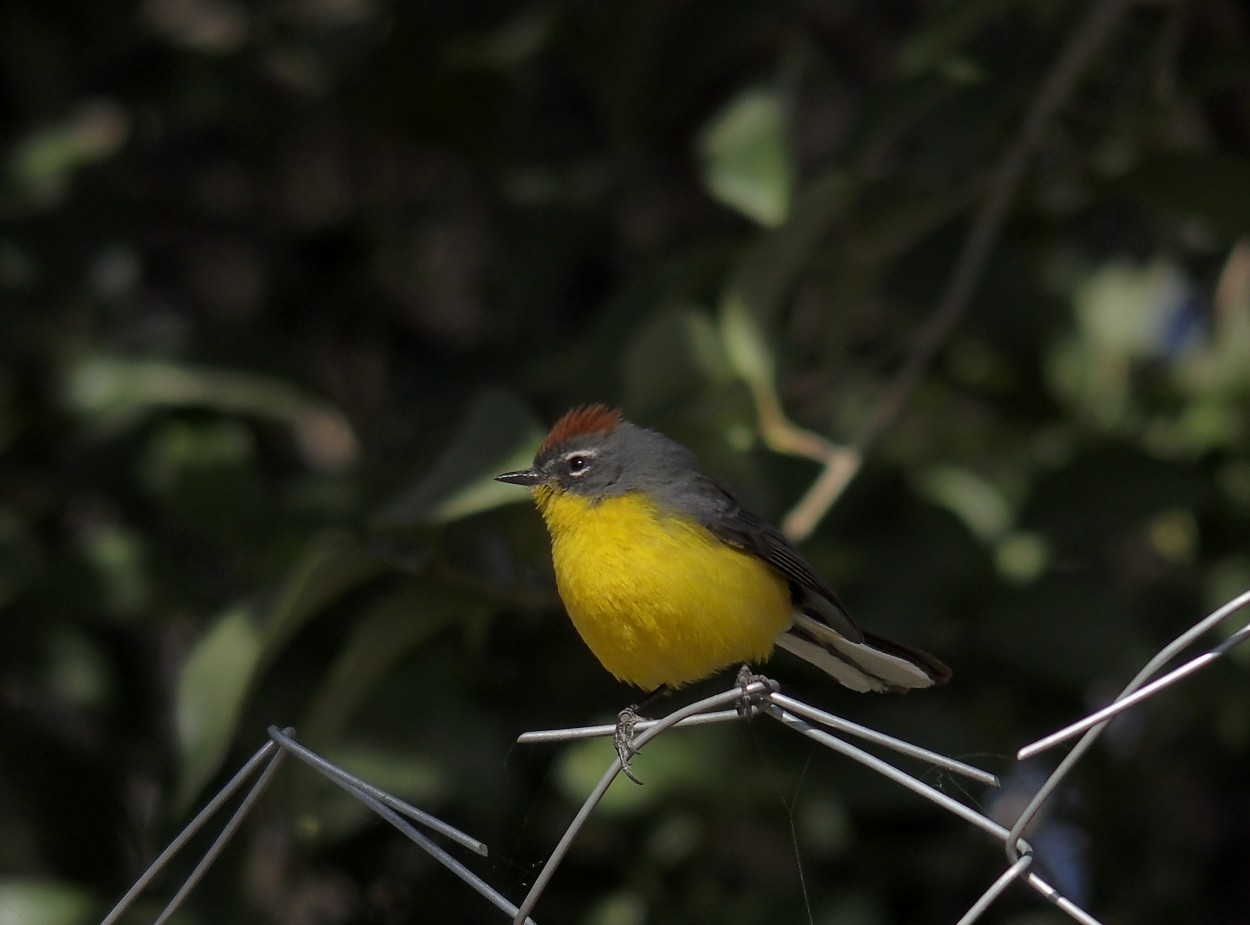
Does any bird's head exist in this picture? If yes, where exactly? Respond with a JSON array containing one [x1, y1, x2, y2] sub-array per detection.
[[495, 405, 631, 503]]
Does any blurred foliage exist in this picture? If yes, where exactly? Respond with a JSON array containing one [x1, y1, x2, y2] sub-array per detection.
[[2, 1, 1250, 923]]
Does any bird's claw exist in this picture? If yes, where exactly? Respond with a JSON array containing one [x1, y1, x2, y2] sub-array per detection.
[[614, 707, 644, 785], [734, 664, 773, 718]]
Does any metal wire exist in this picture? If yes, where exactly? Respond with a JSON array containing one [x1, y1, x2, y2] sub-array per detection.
[[952, 855, 1034, 925], [510, 589, 1249, 924], [99, 727, 532, 925], [100, 733, 289, 925], [1018, 588, 1250, 759], [266, 727, 486, 854], [1006, 587, 1250, 867], [520, 690, 998, 787], [102, 588, 1249, 925], [266, 728, 533, 925], [769, 691, 999, 786], [510, 678, 781, 925], [513, 684, 1099, 925]]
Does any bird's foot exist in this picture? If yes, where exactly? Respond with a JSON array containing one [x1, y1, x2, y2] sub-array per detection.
[[734, 664, 775, 718], [614, 707, 644, 785]]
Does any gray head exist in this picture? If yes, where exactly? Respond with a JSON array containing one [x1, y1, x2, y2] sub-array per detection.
[[494, 405, 701, 502]]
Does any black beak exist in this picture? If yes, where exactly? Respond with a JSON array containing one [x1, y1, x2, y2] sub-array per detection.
[[495, 468, 542, 487]]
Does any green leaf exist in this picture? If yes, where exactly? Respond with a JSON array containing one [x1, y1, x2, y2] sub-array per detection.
[[555, 729, 727, 814], [372, 389, 545, 528], [0, 505, 42, 611], [719, 288, 777, 402], [302, 741, 448, 844], [897, 0, 1018, 77], [914, 464, 1013, 542], [174, 603, 264, 810], [698, 85, 793, 227], [0, 879, 96, 925], [1112, 151, 1250, 238], [621, 306, 730, 412], [174, 532, 387, 808], [262, 532, 390, 655], [7, 102, 128, 206], [300, 583, 487, 746], [63, 356, 359, 472], [718, 171, 853, 397]]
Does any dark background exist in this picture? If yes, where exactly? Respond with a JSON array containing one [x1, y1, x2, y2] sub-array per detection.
[[3, 1, 1250, 923]]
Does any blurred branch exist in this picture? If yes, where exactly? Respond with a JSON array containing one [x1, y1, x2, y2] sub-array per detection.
[[779, 0, 1134, 542]]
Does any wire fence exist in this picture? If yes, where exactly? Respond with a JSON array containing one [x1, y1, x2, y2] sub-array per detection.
[[101, 587, 1250, 925]]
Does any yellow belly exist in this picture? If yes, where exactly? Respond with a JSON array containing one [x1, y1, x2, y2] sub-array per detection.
[[534, 487, 792, 691]]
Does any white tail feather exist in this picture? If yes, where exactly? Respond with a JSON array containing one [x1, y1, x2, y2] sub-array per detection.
[[775, 633, 887, 692], [779, 611, 939, 692]]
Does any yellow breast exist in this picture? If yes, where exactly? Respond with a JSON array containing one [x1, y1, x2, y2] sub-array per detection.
[[533, 486, 792, 691]]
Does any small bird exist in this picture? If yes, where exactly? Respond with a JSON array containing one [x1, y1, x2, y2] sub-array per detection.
[[496, 405, 950, 702]]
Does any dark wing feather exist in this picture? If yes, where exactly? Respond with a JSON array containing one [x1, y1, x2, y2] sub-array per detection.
[[861, 632, 952, 685], [682, 474, 866, 644]]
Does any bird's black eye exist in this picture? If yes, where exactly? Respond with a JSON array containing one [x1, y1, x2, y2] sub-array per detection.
[[566, 454, 590, 475]]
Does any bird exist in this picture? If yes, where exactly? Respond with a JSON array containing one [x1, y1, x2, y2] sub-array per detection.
[[495, 404, 950, 701], [497, 404, 948, 781]]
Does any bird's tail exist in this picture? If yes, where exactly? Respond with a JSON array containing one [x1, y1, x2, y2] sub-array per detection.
[[776, 611, 951, 693]]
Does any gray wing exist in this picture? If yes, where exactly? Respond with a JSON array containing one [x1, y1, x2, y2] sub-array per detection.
[[680, 473, 866, 645]]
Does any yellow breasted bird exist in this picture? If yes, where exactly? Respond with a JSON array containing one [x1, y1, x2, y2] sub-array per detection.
[[496, 405, 950, 696]]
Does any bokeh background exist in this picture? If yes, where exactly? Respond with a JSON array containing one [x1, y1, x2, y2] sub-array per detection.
[[3, 1, 1250, 923]]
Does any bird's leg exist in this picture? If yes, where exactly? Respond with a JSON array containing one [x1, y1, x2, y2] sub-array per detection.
[[614, 685, 670, 786], [614, 708, 643, 784], [734, 664, 774, 718]]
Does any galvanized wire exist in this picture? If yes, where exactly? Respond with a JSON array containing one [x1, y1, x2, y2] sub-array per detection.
[[101, 589, 1249, 925], [99, 726, 533, 925], [513, 588, 1250, 924]]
